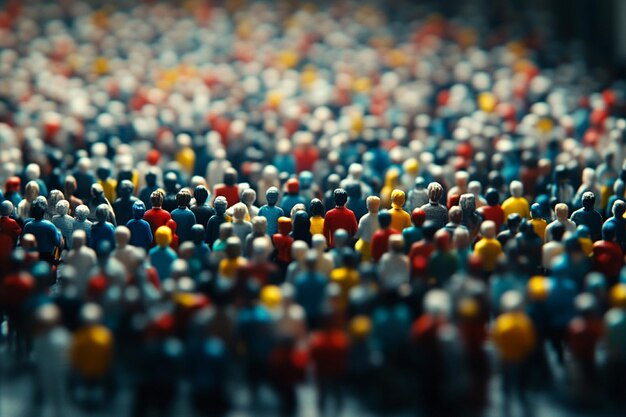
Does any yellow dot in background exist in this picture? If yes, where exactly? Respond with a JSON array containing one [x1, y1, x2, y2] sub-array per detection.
[[353, 77, 371, 94], [611, 283, 626, 308], [174, 293, 196, 309], [301, 66, 317, 86], [279, 50, 299, 69], [536, 117, 554, 134], [350, 315, 372, 338], [478, 92, 497, 113], [261, 285, 282, 309], [93, 57, 109, 75], [507, 41, 527, 59], [388, 49, 407, 68], [458, 27, 477, 48], [458, 298, 479, 318], [236, 19, 253, 39], [527, 275, 549, 301], [176, 147, 196, 174], [92, 9, 109, 29], [351, 113, 364, 133], [267, 90, 283, 108]]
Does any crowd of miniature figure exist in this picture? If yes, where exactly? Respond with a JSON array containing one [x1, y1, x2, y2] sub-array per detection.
[[2, 1, 626, 417]]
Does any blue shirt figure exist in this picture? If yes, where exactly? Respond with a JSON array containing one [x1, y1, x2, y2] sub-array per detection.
[[206, 196, 229, 248], [279, 179, 306, 216], [171, 189, 197, 242], [403, 208, 425, 253], [22, 197, 61, 257], [258, 187, 284, 236], [190, 224, 211, 275], [346, 182, 368, 222], [139, 170, 160, 208], [605, 200, 626, 252], [571, 191, 603, 242], [294, 254, 328, 328], [237, 297, 274, 364], [273, 145, 296, 176], [149, 226, 178, 281], [90, 204, 116, 251], [126, 201, 153, 250]]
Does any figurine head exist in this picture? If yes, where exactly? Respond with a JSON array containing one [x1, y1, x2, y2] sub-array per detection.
[[252, 237, 271, 261], [554, 203, 569, 221], [150, 190, 164, 208], [326, 174, 340, 192], [576, 225, 590, 239], [334, 229, 349, 248], [95, 204, 109, 223], [286, 178, 300, 195], [266, 187, 279, 206], [378, 209, 392, 229], [468, 181, 482, 197], [389, 234, 405, 253], [391, 189, 405, 208], [5, 176, 21, 193], [277, 216, 292, 234], [551, 222, 565, 242], [348, 163, 364, 180], [613, 200, 626, 218], [603, 222, 617, 242], [422, 221, 438, 240], [225, 236, 242, 259], [96, 165, 111, 181], [415, 176, 426, 190], [384, 168, 400, 186], [191, 224, 205, 244], [75, 204, 89, 221], [64, 175, 77, 196], [145, 170, 157, 187], [459, 193, 475, 212], [91, 183, 104, 199], [72, 229, 87, 249], [24, 181, 39, 201], [309, 198, 325, 217], [194, 185, 209, 206], [241, 188, 256, 205], [423, 289, 451, 318], [485, 188, 499, 206], [56, 200, 70, 216], [118, 180, 134, 199], [582, 167, 596, 185], [500, 290, 524, 313], [509, 181, 523, 198], [411, 208, 426, 227], [507, 213, 522, 232], [30, 197, 47, 220], [115, 226, 131, 247], [262, 165, 279, 181], [214, 196, 228, 214], [292, 240, 308, 262], [427, 182, 443, 203], [480, 220, 497, 239], [614, 180, 625, 197], [312, 234, 326, 252], [223, 168, 238, 187], [333, 188, 348, 207], [448, 206, 462, 224], [581, 191, 595, 210], [299, 171, 313, 189], [366, 196, 381, 214], [132, 201, 146, 219], [164, 172, 178, 192], [455, 171, 469, 188], [434, 229, 449, 251], [0, 200, 13, 216], [251, 216, 267, 234], [530, 203, 541, 219], [219, 222, 234, 240], [155, 225, 172, 247], [346, 182, 362, 199], [176, 189, 192, 208], [232, 202, 247, 222], [453, 227, 470, 249], [555, 165, 568, 183]]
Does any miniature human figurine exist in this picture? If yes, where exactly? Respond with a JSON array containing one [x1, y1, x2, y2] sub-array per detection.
[[309, 198, 325, 236], [273, 217, 295, 276], [605, 200, 626, 252], [571, 192, 604, 242], [459, 193, 482, 240], [479, 188, 504, 232], [529, 203, 548, 241], [45, 190, 65, 221], [346, 182, 368, 222], [421, 182, 448, 231], [211, 222, 234, 266], [380, 168, 400, 209], [542, 223, 565, 271], [280, 178, 307, 216], [170, 189, 197, 243], [341, 163, 373, 197], [17, 180, 39, 220], [241, 188, 259, 220], [402, 208, 425, 253], [219, 236, 247, 279], [448, 171, 469, 207], [90, 204, 116, 252], [245, 216, 271, 258], [592, 223, 623, 283], [0, 200, 21, 259], [138, 169, 160, 208], [72, 204, 93, 247], [574, 168, 601, 210], [166, 219, 180, 251], [22, 197, 62, 264], [545, 203, 577, 242], [112, 179, 140, 226], [290, 210, 312, 245], [96, 165, 117, 203], [4, 176, 22, 209], [606, 180, 625, 219], [378, 234, 410, 290], [311, 234, 333, 276], [162, 172, 180, 213], [51, 200, 74, 249], [502, 181, 530, 223], [111, 226, 138, 270], [24, 163, 48, 197], [213, 168, 240, 208], [206, 196, 229, 248], [257, 165, 281, 206], [408, 221, 438, 279], [428, 229, 460, 285], [149, 225, 178, 281], [207, 148, 232, 193], [88, 183, 116, 226], [63, 175, 83, 215], [295, 250, 329, 329], [388, 189, 411, 232], [474, 220, 503, 274], [323, 174, 341, 212], [73, 158, 97, 201], [550, 164, 574, 208], [126, 201, 153, 250], [492, 291, 536, 415], [144, 190, 172, 237], [370, 210, 400, 262], [444, 206, 466, 238], [191, 185, 215, 227], [468, 181, 487, 208], [259, 187, 285, 237], [231, 202, 252, 247], [407, 177, 429, 212], [323, 189, 357, 248], [286, 241, 309, 283]]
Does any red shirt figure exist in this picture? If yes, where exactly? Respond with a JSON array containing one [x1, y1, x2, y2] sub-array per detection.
[[212, 167, 239, 208], [323, 189, 357, 248], [293, 133, 319, 173], [370, 210, 399, 262], [273, 217, 294, 264], [409, 222, 437, 278], [479, 189, 505, 232], [167, 219, 180, 251], [592, 224, 623, 281], [310, 324, 348, 380], [144, 190, 172, 237], [0, 201, 22, 260]]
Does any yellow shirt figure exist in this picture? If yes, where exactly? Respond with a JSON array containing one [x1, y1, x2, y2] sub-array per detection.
[[389, 189, 412, 232], [502, 181, 530, 223], [219, 256, 246, 278], [380, 168, 400, 209], [474, 221, 502, 272], [330, 267, 360, 310], [70, 325, 113, 378], [492, 311, 536, 362], [310, 215, 324, 235], [529, 218, 547, 241], [98, 178, 117, 203]]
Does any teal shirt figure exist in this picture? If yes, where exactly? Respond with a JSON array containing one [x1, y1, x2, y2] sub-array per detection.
[[258, 187, 284, 236]]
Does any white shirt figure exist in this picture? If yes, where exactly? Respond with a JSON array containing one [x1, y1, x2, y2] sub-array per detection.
[[64, 230, 97, 282], [378, 235, 410, 291], [545, 203, 576, 242]]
